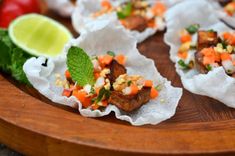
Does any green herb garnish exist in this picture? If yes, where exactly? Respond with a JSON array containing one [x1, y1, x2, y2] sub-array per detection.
[[206, 64, 212, 71], [117, 2, 132, 19], [208, 29, 215, 32], [127, 80, 132, 86], [0, 29, 31, 85], [95, 87, 110, 103], [67, 46, 95, 86], [90, 87, 95, 94], [107, 51, 115, 57], [186, 24, 200, 34], [178, 59, 190, 70]]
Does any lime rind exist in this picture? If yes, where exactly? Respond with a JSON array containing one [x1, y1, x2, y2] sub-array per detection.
[[9, 14, 73, 58]]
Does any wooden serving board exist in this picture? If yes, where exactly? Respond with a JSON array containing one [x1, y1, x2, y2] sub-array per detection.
[[0, 10, 235, 156]]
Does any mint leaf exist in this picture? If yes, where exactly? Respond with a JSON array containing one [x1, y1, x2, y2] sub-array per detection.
[[117, 2, 132, 19], [67, 46, 95, 86]]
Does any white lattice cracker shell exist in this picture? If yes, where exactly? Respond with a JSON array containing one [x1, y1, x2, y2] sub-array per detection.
[[23, 24, 182, 126], [164, 0, 235, 107]]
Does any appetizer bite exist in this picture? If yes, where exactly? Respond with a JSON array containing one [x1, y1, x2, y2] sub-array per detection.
[[92, 0, 166, 32], [58, 48, 159, 112], [178, 24, 235, 77], [72, 0, 166, 43], [24, 25, 182, 125], [164, 0, 235, 107]]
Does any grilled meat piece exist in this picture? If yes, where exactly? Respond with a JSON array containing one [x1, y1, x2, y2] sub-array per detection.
[[122, 15, 148, 32], [194, 51, 208, 74], [106, 60, 127, 84], [197, 31, 218, 51], [108, 87, 151, 112]]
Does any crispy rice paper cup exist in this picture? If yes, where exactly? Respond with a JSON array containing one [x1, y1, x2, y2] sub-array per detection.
[[164, 0, 235, 107], [23, 25, 182, 126], [72, 0, 166, 43]]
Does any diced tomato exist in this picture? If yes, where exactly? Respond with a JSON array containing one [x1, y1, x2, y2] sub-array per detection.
[[94, 72, 100, 80], [65, 70, 71, 78], [62, 89, 72, 97]]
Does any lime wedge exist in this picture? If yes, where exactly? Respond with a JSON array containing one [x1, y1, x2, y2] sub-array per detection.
[[9, 14, 72, 57]]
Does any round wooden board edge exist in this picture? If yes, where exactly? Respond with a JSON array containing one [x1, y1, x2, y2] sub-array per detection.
[[1, 75, 235, 155]]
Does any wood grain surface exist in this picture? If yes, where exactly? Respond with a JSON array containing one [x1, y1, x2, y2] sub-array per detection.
[[0, 8, 235, 156]]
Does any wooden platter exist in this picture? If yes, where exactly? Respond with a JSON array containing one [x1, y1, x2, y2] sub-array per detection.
[[0, 10, 235, 156]]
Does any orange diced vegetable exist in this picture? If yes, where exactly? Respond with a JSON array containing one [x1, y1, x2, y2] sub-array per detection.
[[98, 55, 113, 65], [144, 80, 153, 87], [65, 70, 71, 78], [130, 84, 139, 95], [203, 56, 215, 65], [150, 87, 159, 99], [177, 51, 188, 59], [101, 0, 112, 9], [221, 53, 232, 61], [115, 54, 126, 65], [151, 2, 166, 16], [215, 52, 221, 62], [62, 89, 72, 97], [73, 90, 86, 103], [180, 34, 191, 43], [201, 47, 215, 56]]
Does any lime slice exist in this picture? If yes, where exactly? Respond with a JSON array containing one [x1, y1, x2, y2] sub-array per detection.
[[9, 14, 72, 57]]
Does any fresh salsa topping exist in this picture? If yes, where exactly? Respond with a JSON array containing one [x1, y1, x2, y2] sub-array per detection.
[[92, 0, 166, 32], [177, 24, 235, 77], [55, 47, 160, 112]]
